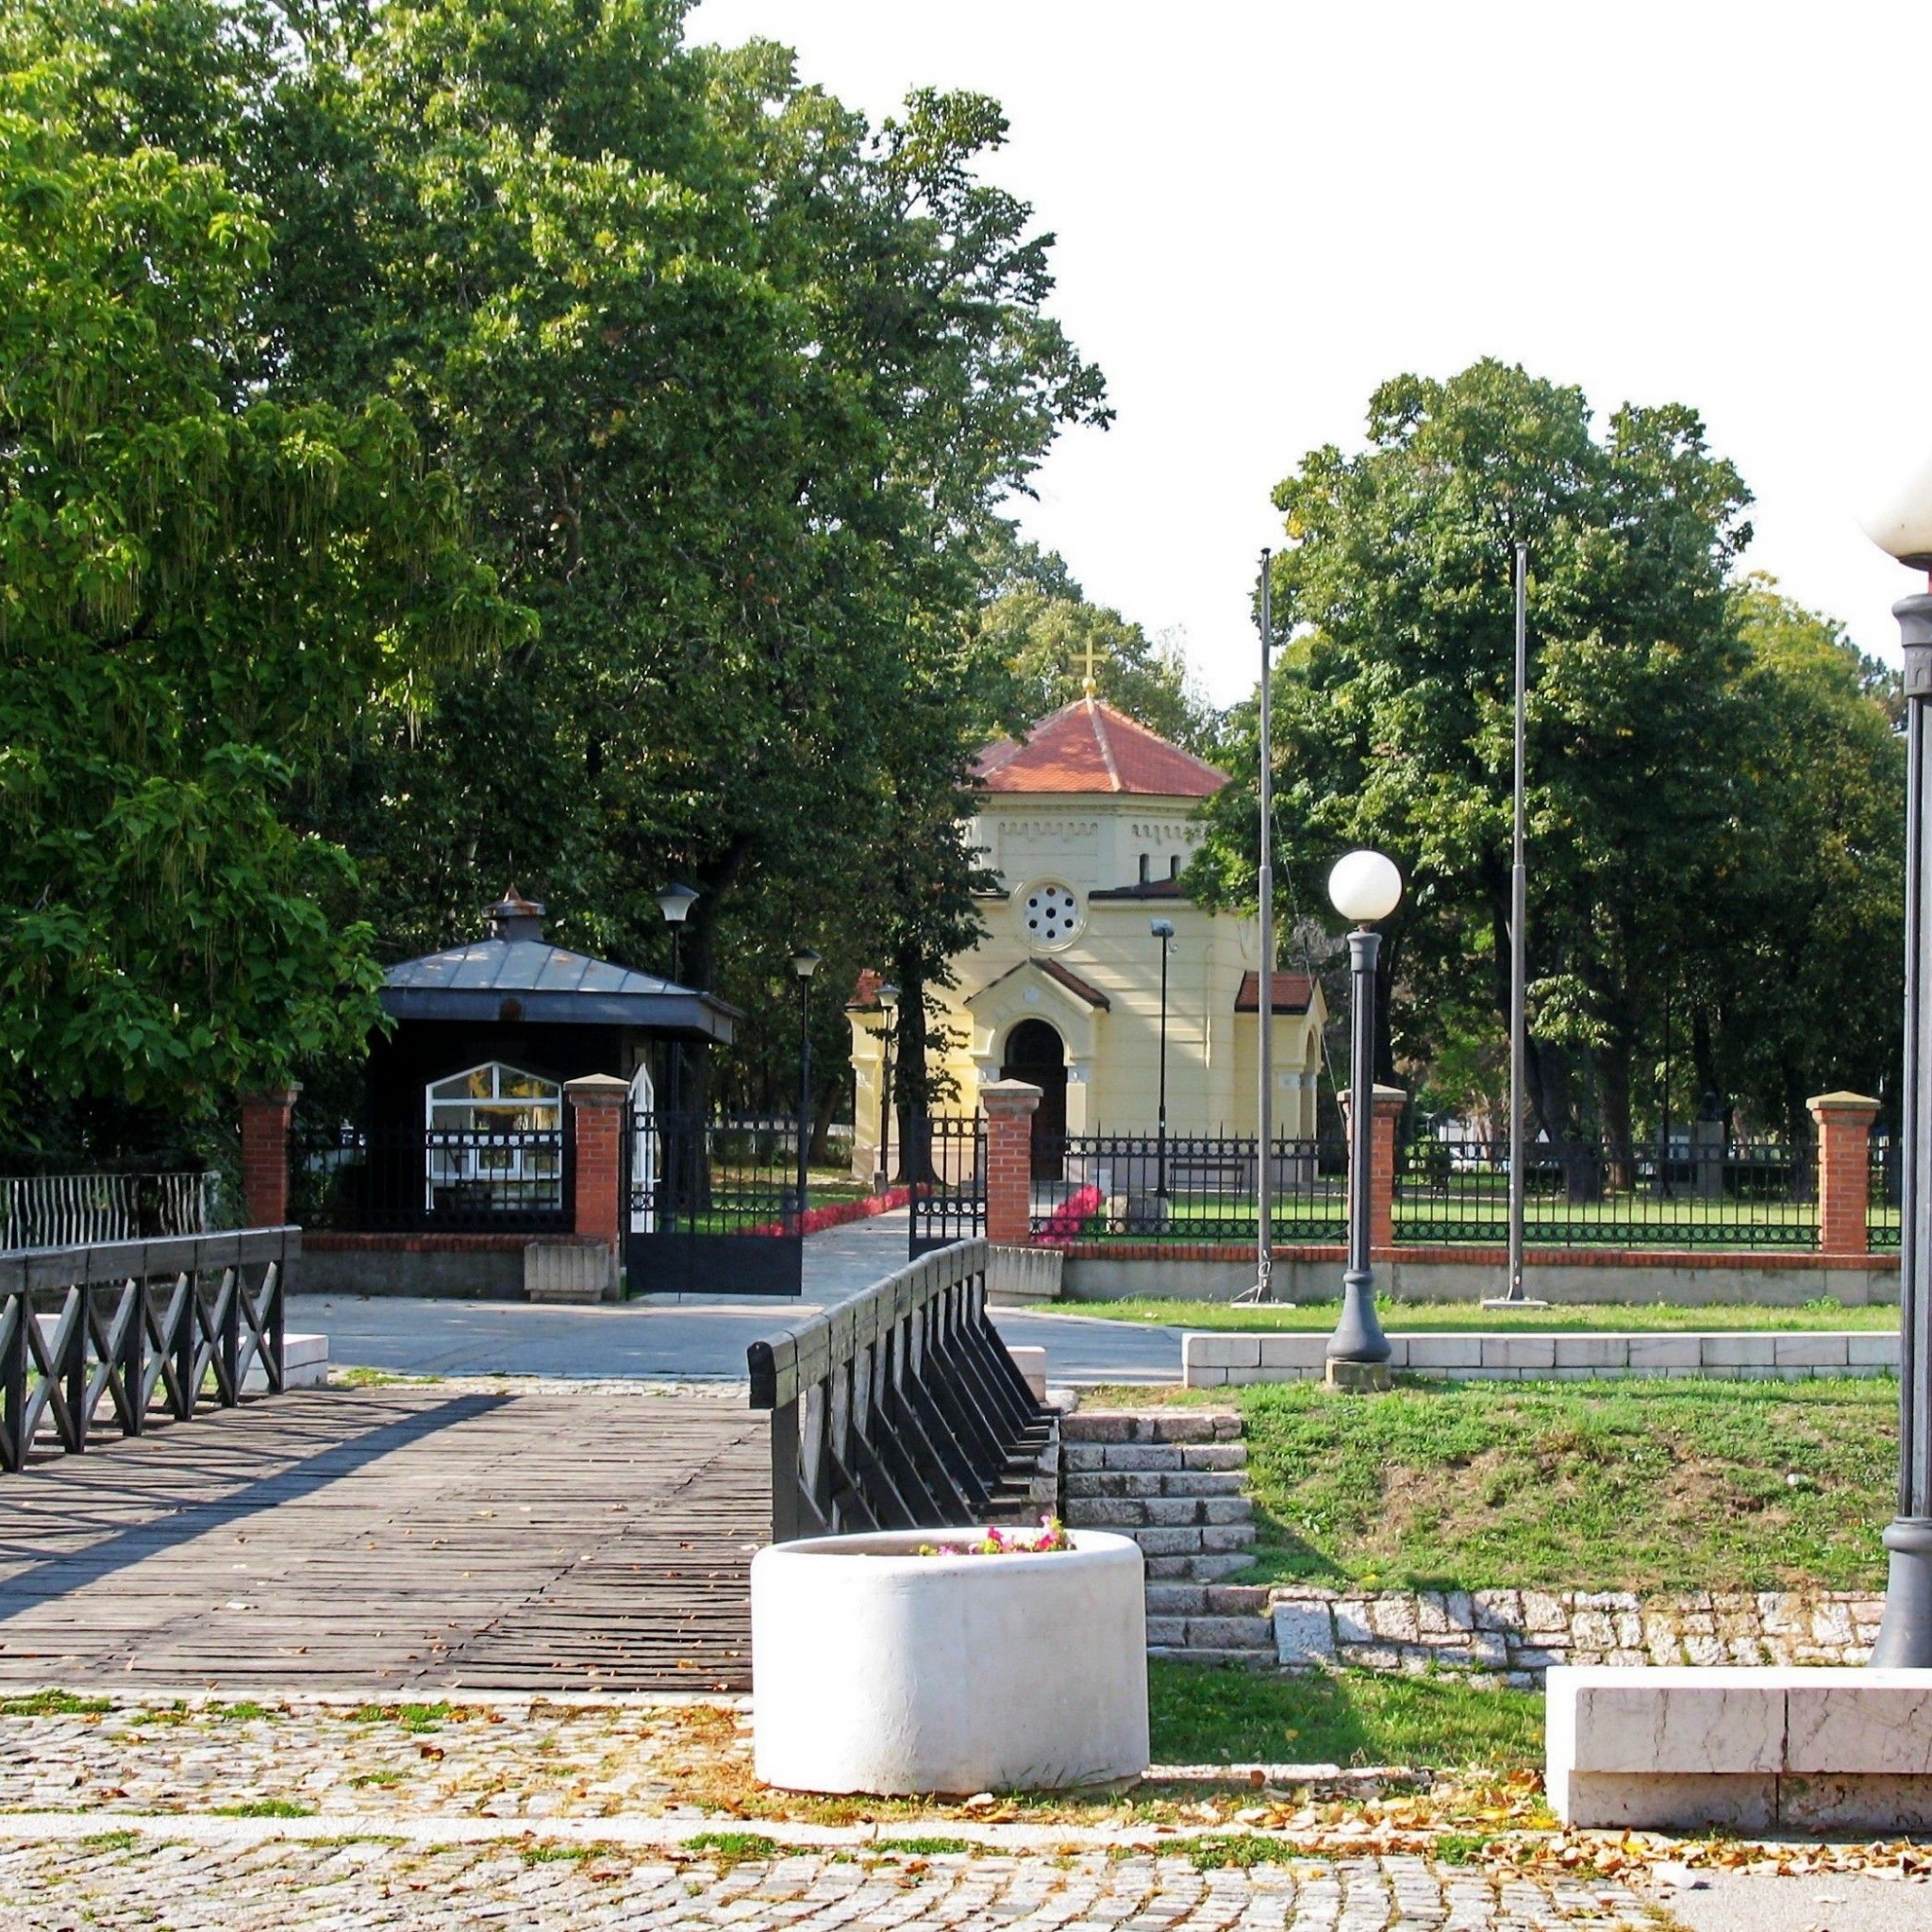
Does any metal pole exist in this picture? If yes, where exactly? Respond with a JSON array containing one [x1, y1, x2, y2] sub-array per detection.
[[1874, 590, 1932, 1665], [1256, 551, 1275, 1299], [1157, 936, 1170, 1202], [795, 974, 811, 1227], [1507, 540, 1528, 1302], [1658, 970, 1672, 1202], [1327, 927, 1392, 1364], [880, 1029, 893, 1191]]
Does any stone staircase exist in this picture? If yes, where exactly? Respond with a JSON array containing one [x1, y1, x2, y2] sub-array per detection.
[[1058, 1409, 1275, 1666]]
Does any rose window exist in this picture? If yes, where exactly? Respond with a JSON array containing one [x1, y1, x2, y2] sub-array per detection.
[[1021, 881, 1082, 948]]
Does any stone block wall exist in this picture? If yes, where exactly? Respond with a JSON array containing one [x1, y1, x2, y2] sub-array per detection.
[[1270, 1586, 1885, 1685]]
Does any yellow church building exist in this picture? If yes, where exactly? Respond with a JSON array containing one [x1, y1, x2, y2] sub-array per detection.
[[847, 695, 1327, 1175]]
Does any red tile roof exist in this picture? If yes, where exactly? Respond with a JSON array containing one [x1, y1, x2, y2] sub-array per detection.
[[974, 698, 1227, 798], [1234, 971, 1316, 1014]]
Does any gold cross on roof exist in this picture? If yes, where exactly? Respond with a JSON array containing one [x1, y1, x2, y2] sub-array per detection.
[[1082, 634, 1097, 699]]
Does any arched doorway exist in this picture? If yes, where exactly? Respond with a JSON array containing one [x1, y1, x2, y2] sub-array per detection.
[[1001, 1019, 1067, 1180]]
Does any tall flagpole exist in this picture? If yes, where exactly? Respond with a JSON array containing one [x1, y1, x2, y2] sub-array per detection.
[[1238, 551, 1276, 1304], [1489, 541, 1544, 1308]]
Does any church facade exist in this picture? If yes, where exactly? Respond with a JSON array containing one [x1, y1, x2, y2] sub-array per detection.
[[847, 696, 1326, 1174]]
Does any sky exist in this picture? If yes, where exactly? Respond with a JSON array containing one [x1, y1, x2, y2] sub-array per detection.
[[691, 1, 1932, 706]]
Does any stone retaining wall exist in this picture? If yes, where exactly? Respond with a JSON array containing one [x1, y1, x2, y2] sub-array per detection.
[[1184, 1328, 1899, 1387], [1269, 1586, 1885, 1686]]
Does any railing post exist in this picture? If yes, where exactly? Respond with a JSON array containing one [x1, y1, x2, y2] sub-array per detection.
[[1341, 1083, 1407, 1254], [1809, 1091, 1881, 1257], [239, 1087, 300, 1228], [981, 1080, 1041, 1246], [564, 1074, 628, 1294]]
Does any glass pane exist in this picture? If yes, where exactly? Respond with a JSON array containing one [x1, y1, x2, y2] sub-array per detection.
[[429, 1104, 476, 1133], [495, 1067, 559, 1101], [429, 1074, 476, 1101]]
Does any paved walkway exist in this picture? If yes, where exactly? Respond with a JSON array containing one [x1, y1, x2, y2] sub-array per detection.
[[295, 1211, 1185, 1384], [0, 1386, 763, 1692]]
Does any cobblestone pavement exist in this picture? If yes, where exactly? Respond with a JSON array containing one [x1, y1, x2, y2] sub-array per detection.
[[2, 1840, 1652, 1930]]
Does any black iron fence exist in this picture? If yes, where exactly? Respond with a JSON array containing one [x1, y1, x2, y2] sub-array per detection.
[[908, 1113, 987, 1257], [1026, 1132, 1349, 1242], [298, 1125, 571, 1232], [628, 1111, 804, 1236], [1395, 1136, 1819, 1247], [747, 1239, 1051, 1541], [3, 1171, 219, 1249], [0, 1227, 294, 1473], [1872, 1136, 1902, 1251]]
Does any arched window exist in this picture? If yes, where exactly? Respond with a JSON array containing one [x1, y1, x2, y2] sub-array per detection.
[[424, 1064, 562, 1214]]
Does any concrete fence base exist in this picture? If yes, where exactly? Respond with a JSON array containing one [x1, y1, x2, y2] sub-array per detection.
[[1184, 1328, 1900, 1387]]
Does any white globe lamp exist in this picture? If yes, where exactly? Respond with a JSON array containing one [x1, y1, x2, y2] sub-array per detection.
[[1328, 850, 1403, 925]]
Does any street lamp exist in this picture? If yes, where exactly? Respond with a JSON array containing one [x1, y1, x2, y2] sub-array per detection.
[[655, 882, 699, 1125], [1326, 849, 1402, 1380], [1151, 919, 1175, 1210], [791, 949, 822, 1228], [1863, 462, 1932, 1664], [876, 982, 900, 1192]]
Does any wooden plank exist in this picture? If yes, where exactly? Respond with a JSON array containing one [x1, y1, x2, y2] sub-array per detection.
[[0, 1388, 765, 1690]]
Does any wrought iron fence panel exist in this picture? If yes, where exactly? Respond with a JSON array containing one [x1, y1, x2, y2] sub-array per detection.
[[748, 1240, 1052, 1541], [1871, 1135, 1902, 1251], [1025, 1131, 1348, 1242], [0, 1227, 293, 1474], [908, 1114, 986, 1257], [299, 1125, 570, 1232], [2, 1172, 217, 1250], [1395, 1136, 1819, 1247], [628, 1110, 803, 1236]]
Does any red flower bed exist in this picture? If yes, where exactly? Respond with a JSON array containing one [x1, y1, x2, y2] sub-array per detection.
[[1033, 1182, 1104, 1246]]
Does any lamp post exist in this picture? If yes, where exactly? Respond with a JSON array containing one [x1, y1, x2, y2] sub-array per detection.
[[1151, 918, 1175, 1208], [655, 883, 699, 1229], [1325, 849, 1402, 1380], [1864, 460, 1932, 1664], [876, 982, 900, 1192], [791, 949, 821, 1228]]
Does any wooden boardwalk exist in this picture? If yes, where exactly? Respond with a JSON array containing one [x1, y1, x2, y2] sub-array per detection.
[[0, 1387, 767, 1693]]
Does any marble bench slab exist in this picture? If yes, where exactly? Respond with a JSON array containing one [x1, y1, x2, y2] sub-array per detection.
[[1548, 1664, 1932, 1831]]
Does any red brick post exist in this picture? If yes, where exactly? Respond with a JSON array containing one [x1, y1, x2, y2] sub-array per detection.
[[1809, 1090, 1880, 1257], [981, 1079, 1041, 1247], [239, 1087, 299, 1227], [1341, 1083, 1407, 1255], [565, 1074, 630, 1255]]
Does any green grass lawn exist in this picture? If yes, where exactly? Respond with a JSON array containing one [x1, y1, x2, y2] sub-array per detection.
[[1064, 1297, 1897, 1331], [1228, 1377, 1895, 1595], [1147, 1659, 1541, 1774]]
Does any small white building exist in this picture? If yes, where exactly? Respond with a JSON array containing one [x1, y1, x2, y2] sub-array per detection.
[[848, 696, 1326, 1174]]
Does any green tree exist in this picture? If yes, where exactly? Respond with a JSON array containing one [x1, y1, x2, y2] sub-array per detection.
[[1193, 359, 1756, 1161], [0, 47, 512, 1159]]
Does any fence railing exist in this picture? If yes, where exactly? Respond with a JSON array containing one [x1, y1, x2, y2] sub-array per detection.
[[1871, 1137, 1901, 1251], [0, 1226, 294, 1474], [629, 1110, 808, 1236], [908, 1113, 986, 1257], [1395, 1136, 1818, 1247], [300, 1125, 571, 1232], [3, 1172, 218, 1251], [1027, 1132, 1349, 1243], [747, 1239, 1051, 1541]]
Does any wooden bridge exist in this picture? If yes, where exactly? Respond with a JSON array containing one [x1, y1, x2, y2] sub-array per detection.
[[0, 1386, 766, 1693]]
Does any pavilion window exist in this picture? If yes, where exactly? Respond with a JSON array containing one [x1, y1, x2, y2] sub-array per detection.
[[424, 1063, 563, 1213], [1139, 854, 1151, 885]]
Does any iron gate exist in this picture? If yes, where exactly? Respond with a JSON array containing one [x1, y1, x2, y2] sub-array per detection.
[[625, 1110, 804, 1297], [908, 1113, 986, 1259]]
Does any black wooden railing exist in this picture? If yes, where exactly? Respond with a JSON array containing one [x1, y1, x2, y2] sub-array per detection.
[[0, 1226, 295, 1474], [746, 1238, 1052, 1541]]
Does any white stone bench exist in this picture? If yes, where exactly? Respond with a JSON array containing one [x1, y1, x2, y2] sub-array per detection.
[[1548, 1663, 1932, 1832], [1184, 1329, 1899, 1386]]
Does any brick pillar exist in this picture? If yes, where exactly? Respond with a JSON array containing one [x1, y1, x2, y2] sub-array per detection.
[[981, 1079, 1041, 1247], [1809, 1090, 1880, 1257], [239, 1087, 299, 1228], [565, 1074, 630, 1254], [1341, 1083, 1407, 1255]]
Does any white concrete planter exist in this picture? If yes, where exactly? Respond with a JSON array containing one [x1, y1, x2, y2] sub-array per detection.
[[752, 1526, 1148, 1794]]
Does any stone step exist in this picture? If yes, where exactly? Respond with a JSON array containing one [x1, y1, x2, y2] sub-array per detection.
[[1065, 1497, 1254, 1531], [1144, 1552, 1256, 1583], [1061, 1442, 1247, 1474], [1061, 1412, 1242, 1445], [1144, 1583, 1273, 1618], [1147, 1646, 1273, 1670], [1062, 1469, 1249, 1500], [1144, 1613, 1276, 1651]]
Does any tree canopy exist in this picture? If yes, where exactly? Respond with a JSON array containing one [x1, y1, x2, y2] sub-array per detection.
[[1193, 359, 1903, 1147]]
